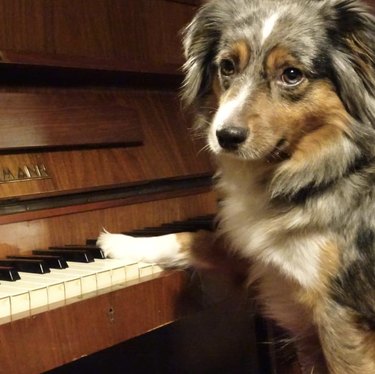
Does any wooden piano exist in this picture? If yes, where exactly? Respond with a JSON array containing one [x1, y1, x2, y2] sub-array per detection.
[[0, 1, 304, 373]]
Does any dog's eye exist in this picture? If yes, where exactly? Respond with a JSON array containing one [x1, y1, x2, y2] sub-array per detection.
[[219, 59, 236, 76], [280, 67, 304, 86]]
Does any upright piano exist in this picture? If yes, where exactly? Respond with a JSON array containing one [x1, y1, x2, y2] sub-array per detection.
[[0, 1, 303, 373]]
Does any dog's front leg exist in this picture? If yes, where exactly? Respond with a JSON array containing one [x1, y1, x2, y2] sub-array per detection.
[[97, 229, 249, 281], [97, 229, 219, 269]]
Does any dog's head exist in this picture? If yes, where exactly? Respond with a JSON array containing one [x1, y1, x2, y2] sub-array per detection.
[[182, 0, 375, 196]]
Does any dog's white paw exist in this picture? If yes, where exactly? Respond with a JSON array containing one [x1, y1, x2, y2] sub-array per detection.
[[97, 231, 188, 266], [97, 232, 143, 261]]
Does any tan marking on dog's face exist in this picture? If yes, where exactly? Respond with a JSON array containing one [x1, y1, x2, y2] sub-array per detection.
[[232, 40, 251, 72], [212, 41, 250, 108], [266, 46, 301, 75], [217, 40, 251, 74]]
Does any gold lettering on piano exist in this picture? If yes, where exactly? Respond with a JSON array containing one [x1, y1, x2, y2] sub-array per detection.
[[3, 168, 15, 182], [0, 164, 51, 184]]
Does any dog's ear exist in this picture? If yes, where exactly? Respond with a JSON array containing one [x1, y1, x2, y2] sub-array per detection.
[[181, 2, 224, 107], [327, 0, 375, 124]]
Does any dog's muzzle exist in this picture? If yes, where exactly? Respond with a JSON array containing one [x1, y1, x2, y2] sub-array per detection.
[[216, 126, 249, 150]]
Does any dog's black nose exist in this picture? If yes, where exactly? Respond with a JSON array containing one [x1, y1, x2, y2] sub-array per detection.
[[216, 126, 249, 150]]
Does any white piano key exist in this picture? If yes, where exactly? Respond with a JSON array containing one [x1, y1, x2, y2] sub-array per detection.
[[2, 281, 48, 310], [85, 258, 141, 284], [62, 260, 124, 288], [138, 263, 153, 278], [0, 286, 30, 316], [48, 270, 82, 300], [59, 264, 97, 296], [125, 263, 140, 281], [0, 291, 11, 322], [94, 259, 137, 285], [19, 270, 82, 301], [67, 262, 108, 271], [96, 270, 112, 290], [46, 284, 65, 305], [67, 261, 107, 291], [110, 267, 126, 286], [17, 273, 65, 305], [69, 259, 141, 289]]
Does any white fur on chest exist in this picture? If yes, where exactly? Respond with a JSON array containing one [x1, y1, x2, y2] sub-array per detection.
[[216, 160, 324, 289]]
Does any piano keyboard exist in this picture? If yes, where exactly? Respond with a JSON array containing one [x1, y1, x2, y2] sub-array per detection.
[[0, 215, 214, 325], [0, 257, 163, 325]]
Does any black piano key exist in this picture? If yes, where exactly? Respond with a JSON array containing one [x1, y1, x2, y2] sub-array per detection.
[[184, 216, 215, 230], [0, 266, 21, 281], [51, 245, 105, 259], [127, 219, 210, 236], [160, 223, 199, 232], [0, 259, 50, 274], [128, 226, 166, 234], [86, 238, 97, 246], [124, 228, 178, 237], [185, 214, 215, 222], [7, 255, 68, 269], [32, 249, 94, 263]]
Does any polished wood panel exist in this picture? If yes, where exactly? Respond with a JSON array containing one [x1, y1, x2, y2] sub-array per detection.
[[0, 89, 213, 200], [0, 92, 142, 150], [0, 270, 187, 374], [0, 0, 196, 74]]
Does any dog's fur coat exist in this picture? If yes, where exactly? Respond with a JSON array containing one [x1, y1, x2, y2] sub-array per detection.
[[98, 0, 375, 372]]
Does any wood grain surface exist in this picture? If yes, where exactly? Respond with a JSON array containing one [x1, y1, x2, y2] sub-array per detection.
[[0, 89, 213, 200], [0, 92, 143, 150], [0, 0, 196, 74]]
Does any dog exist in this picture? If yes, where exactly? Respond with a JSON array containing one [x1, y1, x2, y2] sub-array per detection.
[[98, 0, 375, 372]]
